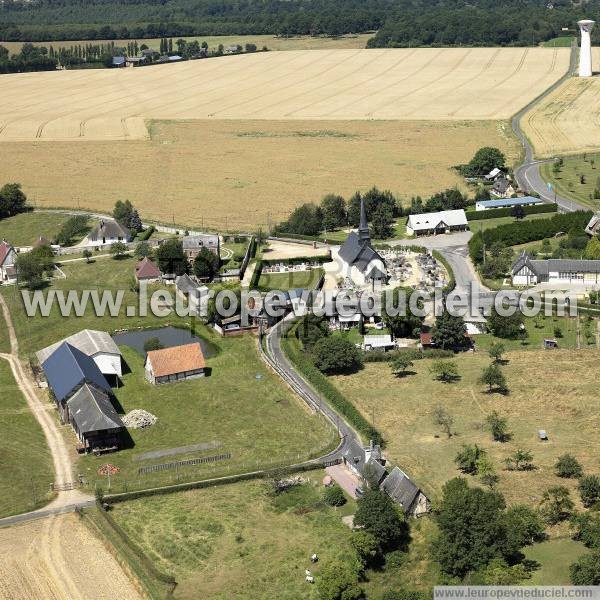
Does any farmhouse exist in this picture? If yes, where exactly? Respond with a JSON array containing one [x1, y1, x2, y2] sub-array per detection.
[[342, 439, 387, 486], [66, 383, 124, 452], [0, 240, 17, 284], [338, 199, 387, 287], [182, 234, 220, 263], [380, 466, 429, 517], [41, 342, 113, 419], [145, 342, 206, 384], [37, 329, 122, 377], [512, 252, 600, 286], [475, 196, 543, 211], [490, 177, 515, 199], [406, 209, 468, 236], [135, 257, 162, 283], [88, 219, 131, 246]]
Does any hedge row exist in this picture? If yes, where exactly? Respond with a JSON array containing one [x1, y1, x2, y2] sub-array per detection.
[[431, 250, 456, 294], [283, 326, 384, 446], [469, 210, 592, 262], [466, 202, 557, 221], [261, 255, 331, 266], [249, 260, 263, 288], [137, 225, 155, 241]]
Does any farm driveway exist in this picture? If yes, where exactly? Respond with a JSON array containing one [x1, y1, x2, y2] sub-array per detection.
[[325, 464, 362, 500]]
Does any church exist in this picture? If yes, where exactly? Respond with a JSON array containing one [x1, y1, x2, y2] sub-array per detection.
[[337, 199, 388, 287]]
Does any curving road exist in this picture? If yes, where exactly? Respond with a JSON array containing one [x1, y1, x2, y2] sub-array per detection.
[[511, 41, 587, 213]]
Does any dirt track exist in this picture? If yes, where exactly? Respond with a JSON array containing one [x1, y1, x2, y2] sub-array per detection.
[[0, 47, 569, 141], [0, 514, 143, 600]]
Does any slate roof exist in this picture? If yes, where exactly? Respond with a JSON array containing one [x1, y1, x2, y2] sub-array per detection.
[[67, 384, 124, 434], [342, 439, 386, 482], [476, 196, 542, 209], [0, 241, 14, 266], [339, 232, 385, 276], [36, 330, 120, 365], [112, 56, 125, 66], [492, 177, 513, 194], [512, 252, 600, 276], [407, 209, 468, 232], [135, 257, 161, 280], [175, 273, 205, 297], [146, 342, 205, 377], [42, 342, 112, 403], [89, 220, 130, 242], [380, 466, 420, 512], [182, 234, 219, 251]]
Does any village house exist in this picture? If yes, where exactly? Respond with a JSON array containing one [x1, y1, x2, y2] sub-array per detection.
[[406, 209, 468, 236], [0, 240, 17, 284], [490, 176, 516, 199], [145, 342, 206, 384], [36, 329, 123, 377], [475, 196, 543, 211], [337, 199, 387, 287], [512, 252, 600, 287], [342, 439, 388, 487], [182, 234, 220, 264], [135, 257, 162, 283], [88, 219, 131, 246], [380, 467, 430, 517]]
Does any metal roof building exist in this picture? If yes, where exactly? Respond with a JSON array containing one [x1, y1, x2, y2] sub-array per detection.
[[475, 196, 543, 211], [41, 342, 112, 404]]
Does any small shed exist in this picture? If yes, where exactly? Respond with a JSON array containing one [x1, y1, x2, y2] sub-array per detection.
[[543, 338, 558, 349]]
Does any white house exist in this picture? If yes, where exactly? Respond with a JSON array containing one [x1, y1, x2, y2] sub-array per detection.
[[36, 329, 123, 377], [0, 240, 17, 284], [475, 196, 543, 211], [484, 168, 504, 181], [406, 209, 468, 236], [87, 220, 132, 246], [512, 252, 600, 287], [362, 334, 395, 351]]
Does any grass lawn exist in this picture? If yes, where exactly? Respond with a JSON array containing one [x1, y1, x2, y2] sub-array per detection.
[[258, 268, 324, 291], [78, 339, 335, 493], [525, 538, 586, 585], [221, 241, 248, 271], [0, 360, 54, 517], [331, 349, 600, 507], [0, 212, 93, 247], [468, 212, 553, 234], [540, 154, 600, 210], [542, 36, 575, 47], [108, 478, 357, 599]]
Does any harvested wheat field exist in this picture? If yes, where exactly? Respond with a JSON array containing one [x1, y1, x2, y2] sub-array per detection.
[[0, 514, 143, 600], [0, 119, 519, 230], [0, 47, 569, 141], [522, 48, 600, 157]]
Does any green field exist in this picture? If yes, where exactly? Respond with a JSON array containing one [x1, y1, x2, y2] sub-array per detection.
[[108, 478, 357, 599], [331, 348, 600, 506], [541, 154, 600, 210], [79, 339, 334, 493], [0, 212, 93, 247], [542, 36, 575, 48], [524, 538, 587, 585], [0, 360, 54, 517], [469, 212, 554, 233], [258, 268, 324, 291]]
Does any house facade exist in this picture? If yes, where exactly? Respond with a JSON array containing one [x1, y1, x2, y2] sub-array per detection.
[[145, 342, 206, 384], [88, 220, 132, 246], [512, 252, 600, 287], [182, 234, 220, 264], [0, 240, 17, 283], [406, 209, 468, 236]]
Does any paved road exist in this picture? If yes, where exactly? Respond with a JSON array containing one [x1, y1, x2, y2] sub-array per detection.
[[511, 41, 588, 214], [263, 314, 361, 457]]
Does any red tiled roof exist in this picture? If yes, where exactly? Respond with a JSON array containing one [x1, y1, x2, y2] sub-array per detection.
[[0, 241, 14, 266], [135, 257, 161, 280], [146, 343, 205, 377], [420, 332, 433, 345]]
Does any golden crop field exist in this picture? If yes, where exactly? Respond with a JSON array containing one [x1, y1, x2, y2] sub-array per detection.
[[0, 48, 569, 141], [522, 47, 600, 157], [0, 119, 519, 230]]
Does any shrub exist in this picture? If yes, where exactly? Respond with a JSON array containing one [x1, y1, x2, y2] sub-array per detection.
[[554, 454, 583, 478], [579, 475, 600, 508], [312, 336, 363, 374], [323, 485, 346, 507]]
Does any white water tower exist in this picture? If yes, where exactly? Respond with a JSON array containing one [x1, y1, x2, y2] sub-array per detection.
[[578, 19, 595, 77]]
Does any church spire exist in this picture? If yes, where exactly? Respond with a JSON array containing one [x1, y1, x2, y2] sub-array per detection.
[[358, 197, 370, 245]]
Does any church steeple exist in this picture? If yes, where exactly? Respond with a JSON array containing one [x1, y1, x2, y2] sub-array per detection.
[[358, 197, 371, 245]]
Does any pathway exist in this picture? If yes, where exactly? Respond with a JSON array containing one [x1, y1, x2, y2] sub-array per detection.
[[0, 294, 93, 528]]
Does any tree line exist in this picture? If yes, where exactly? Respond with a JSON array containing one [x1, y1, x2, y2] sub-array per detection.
[[3, 0, 598, 45]]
